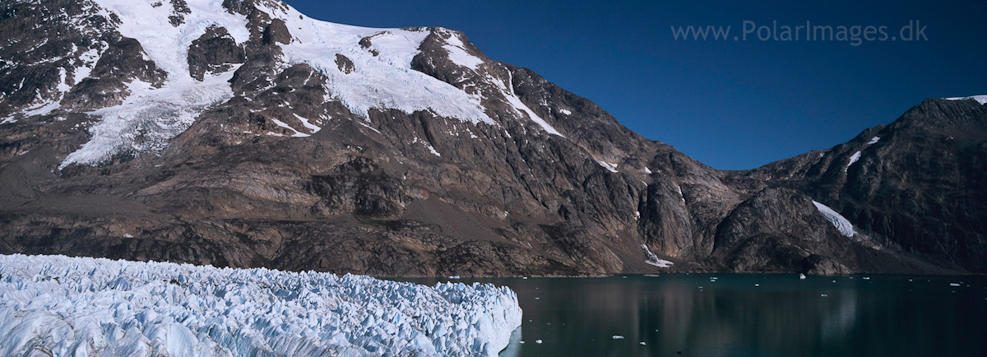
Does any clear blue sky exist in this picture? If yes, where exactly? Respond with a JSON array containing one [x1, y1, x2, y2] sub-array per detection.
[[283, 0, 986, 170]]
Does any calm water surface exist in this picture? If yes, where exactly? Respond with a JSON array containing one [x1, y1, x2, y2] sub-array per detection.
[[403, 274, 987, 357]]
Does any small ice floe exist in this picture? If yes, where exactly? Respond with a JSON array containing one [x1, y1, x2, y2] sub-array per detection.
[[799, 273, 806, 280], [950, 283, 961, 287], [640, 342, 647, 345], [755, 284, 760, 287], [821, 294, 829, 297], [832, 280, 837, 283], [519, 341, 525, 344], [862, 276, 871, 280], [448, 275, 461, 279], [535, 340, 543, 344], [612, 335, 625, 340], [534, 297, 540, 300], [522, 277, 528, 280]]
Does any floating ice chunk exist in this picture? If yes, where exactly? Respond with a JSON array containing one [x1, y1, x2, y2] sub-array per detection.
[[534, 340, 542, 344], [950, 283, 961, 287], [612, 335, 624, 340], [811, 200, 857, 237], [800, 273, 806, 280]]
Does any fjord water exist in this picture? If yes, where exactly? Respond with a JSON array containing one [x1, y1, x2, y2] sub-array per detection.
[[406, 274, 987, 356]]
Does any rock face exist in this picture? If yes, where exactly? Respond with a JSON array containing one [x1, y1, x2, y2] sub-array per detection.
[[0, 0, 983, 276], [738, 98, 987, 273]]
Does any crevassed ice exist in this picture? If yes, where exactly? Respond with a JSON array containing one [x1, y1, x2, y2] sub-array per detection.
[[62, 0, 251, 167], [0, 254, 522, 357], [811, 200, 857, 237], [61, 71, 238, 167], [66, 0, 496, 167]]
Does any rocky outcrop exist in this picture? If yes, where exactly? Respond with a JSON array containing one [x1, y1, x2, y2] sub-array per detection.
[[188, 25, 246, 81]]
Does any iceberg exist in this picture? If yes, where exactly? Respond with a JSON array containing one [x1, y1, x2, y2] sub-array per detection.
[[0, 254, 521, 356]]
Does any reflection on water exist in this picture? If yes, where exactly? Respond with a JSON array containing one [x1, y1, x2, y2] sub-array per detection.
[[402, 274, 987, 357]]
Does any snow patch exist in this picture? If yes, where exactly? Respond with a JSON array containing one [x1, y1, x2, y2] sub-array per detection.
[[596, 160, 618, 173], [266, 5, 492, 125], [0, 254, 522, 357], [442, 32, 483, 70], [641, 245, 673, 268], [21, 100, 61, 118], [489, 72, 563, 137], [558, 108, 572, 115], [426, 144, 441, 157], [811, 200, 857, 237], [867, 136, 880, 145], [845, 151, 862, 173], [945, 95, 987, 105]]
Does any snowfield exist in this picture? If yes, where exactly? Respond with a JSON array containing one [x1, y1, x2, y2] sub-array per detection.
[[0, 254, 522, 357], [811, 200, 857, 237]]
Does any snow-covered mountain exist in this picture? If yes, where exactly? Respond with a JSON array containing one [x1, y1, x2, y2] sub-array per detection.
[[1, 0, 984, 275], [0, 253, 521, 356]]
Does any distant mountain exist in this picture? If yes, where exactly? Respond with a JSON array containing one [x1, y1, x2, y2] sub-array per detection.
[[1, 0, 983, 276], [738, 96, 987, 273]]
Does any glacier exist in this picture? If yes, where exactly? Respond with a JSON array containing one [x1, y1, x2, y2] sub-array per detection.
[[60, 0, 496, 168], [0, 254, 522, 357]]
